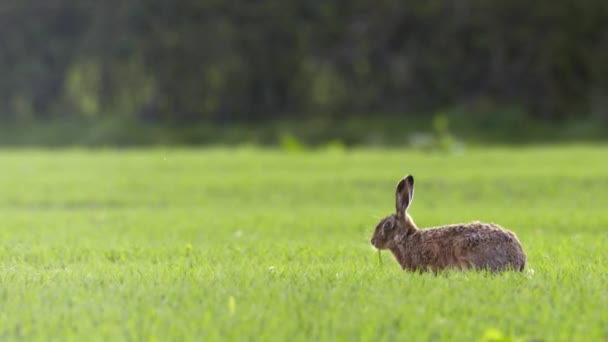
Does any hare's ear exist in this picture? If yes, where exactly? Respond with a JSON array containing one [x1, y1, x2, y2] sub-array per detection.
[[395, 175, 414, 218]]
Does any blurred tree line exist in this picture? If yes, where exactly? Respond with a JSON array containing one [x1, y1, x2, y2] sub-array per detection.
[[1, 0, 607, 123]]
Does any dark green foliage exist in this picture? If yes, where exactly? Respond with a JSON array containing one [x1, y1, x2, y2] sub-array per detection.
[[1, 1, 607, 122]]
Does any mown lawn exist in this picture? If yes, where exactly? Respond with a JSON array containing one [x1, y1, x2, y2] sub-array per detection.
[[0, 145, 606, 341]]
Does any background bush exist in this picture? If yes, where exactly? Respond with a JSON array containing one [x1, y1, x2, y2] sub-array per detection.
[[2, 0, 607, 125]]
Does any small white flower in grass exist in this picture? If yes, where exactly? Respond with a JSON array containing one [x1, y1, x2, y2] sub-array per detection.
[[268, 266, 275, 272], [526, 268, 535, 278]]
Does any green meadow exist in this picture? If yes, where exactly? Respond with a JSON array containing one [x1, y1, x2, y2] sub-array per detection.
[[0, 145, 607, 341]]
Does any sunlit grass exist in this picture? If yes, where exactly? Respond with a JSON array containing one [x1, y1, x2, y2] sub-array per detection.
[[0, 145, 607, 341]]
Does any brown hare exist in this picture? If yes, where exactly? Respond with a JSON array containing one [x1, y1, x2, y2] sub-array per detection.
[[370, 175, 526, 272]]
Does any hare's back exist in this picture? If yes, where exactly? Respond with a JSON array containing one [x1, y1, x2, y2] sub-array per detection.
[[428, 222, 526, 271]]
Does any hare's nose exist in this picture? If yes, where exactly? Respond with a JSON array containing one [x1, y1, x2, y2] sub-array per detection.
[[370, 238, 376, 246]]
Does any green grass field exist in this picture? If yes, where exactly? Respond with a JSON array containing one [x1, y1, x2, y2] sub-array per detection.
[[0, 145, 607, 341]]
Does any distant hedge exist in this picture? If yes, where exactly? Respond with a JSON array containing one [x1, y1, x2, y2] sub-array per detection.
[[1, 1, 607, 122]]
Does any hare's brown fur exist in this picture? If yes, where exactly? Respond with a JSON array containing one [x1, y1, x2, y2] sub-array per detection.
[[370, 175, 526, 272]]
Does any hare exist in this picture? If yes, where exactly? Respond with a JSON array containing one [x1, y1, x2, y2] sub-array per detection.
[[370, 175, 526, 272]]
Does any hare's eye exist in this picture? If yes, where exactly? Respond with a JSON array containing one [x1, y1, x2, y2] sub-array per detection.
[[383, 221, 393, 230]]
